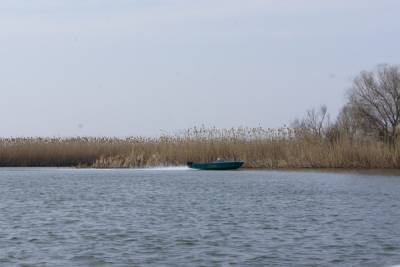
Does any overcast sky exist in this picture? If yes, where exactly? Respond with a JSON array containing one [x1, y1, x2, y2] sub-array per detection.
[[1, 0, 400, 136]]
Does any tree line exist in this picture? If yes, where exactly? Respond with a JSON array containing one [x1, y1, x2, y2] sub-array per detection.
[[293, 64, 400, 145]]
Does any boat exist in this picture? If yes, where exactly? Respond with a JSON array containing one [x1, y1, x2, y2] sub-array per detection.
[[187, 159, 244, 170]]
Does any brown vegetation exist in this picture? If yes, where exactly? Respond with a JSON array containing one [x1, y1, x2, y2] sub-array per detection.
[[0, 126, 399, 168], [1, 64, 400, 169]]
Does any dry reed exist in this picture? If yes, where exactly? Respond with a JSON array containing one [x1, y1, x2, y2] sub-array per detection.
[[1, 127, 399, 169]]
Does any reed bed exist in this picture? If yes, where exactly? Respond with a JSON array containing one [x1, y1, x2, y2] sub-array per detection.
[[1, 127, 399, 169]]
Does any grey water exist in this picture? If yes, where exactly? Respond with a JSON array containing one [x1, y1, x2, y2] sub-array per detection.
[[0, 168, 400, 267]]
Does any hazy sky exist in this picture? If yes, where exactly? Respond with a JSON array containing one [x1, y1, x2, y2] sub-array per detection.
[[1, 0, 400, 136]]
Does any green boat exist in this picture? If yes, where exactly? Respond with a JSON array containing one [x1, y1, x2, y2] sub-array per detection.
[[187, 160, 244, 170]]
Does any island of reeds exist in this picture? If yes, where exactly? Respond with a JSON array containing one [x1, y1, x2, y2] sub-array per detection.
[[1, 64, 400, 169]]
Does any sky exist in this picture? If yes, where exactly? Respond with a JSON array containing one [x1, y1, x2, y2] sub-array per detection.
[[1, 0, 400, 137]]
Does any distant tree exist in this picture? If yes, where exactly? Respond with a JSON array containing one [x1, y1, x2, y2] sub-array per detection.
[[336, 104, 362, 139], [292, 105, 330, 137], [348, 64, 400, 143]]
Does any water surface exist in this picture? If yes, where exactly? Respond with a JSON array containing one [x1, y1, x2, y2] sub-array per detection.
[[0, 168, 399, 266]]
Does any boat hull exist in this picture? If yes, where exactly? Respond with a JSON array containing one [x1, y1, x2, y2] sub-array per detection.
[[187, 161, 244, 170]]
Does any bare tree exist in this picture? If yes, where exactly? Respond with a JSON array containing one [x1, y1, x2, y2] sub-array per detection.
[[348, 64, 400, 142], [336, 104, 362, 139], [292, 105, 330, 137]]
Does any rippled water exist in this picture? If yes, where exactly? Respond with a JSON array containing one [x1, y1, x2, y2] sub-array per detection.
[[0, 168, 400, 266]]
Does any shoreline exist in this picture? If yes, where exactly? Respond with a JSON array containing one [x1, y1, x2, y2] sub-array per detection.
[[1, 166, 399, 176], [2, 130, 400, 170]]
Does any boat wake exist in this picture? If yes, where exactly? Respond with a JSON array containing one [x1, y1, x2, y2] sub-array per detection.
[[141, 166, 190, 171]]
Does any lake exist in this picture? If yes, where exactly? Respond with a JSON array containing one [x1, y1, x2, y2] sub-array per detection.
[[0, 168, 399, 266]]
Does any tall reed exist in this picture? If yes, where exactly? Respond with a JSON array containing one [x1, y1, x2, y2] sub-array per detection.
[[1, 127, 399, 168]]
